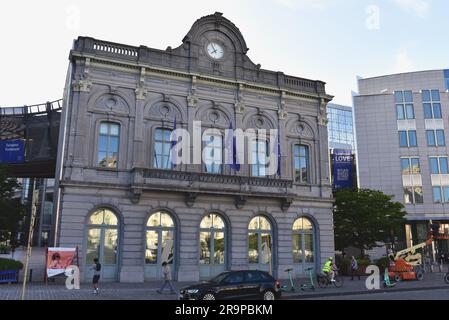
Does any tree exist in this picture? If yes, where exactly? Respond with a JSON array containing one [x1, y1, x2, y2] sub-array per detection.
[[333, 188, 407, 258], [0, 166, 25, 244]]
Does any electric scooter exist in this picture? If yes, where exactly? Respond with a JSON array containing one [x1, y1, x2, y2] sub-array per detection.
[[281, 268, 296, 292], [300, 267, 315, 291], [383, 267, 398, 288]]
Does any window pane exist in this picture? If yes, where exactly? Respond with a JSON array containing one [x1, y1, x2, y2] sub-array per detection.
[[161, 230, 174, 265], [444, 187, 449, 203], [437, 130, 445, 146], [160, 213, 174, 228], [292, 234, 302, 264], [396, 105, 405, 120], [405, 104, 414, 119], [431, 90, 440, 101], [89, 210, 104, 225], [248, 217, 259, 230], [433, 104, 442, 119], [103, 229, 117, 264], [404, 187, 414, 204], [213, 214, 225, 229], [259, 217, 271, 231], [404, 91, 413, 103], [411, 158, 421, 174], [399, 131, 408, 147], [440, 158, 449, 174], [86, 228, 101, 263], [422, 90, 431, 102], [430, 158, 439, 174], [97, 151, 107, 167], [427, 130, 436, 146], [100, 123, 109, 134], [109, 137, 119, 152], [145, 230, 158, 264], [248, 233, 258, 264], [98, 136, 108, 151], [147, 213, 160, 227], [395, 91, 403, 103], [260, 233, 272, 265], [414, 187, 423, 204], [423, 103, 433, 119], [214, 232, 225, 264], [110, 123, 120, 136], [401, 158, 411, 175], [434, 187, 442, 204], [200, 215, 213, 229], [103, 210, 118, 225], [200, 232, 211, 264], [304, 234, 314, 263], [408, 131, 417, 147]]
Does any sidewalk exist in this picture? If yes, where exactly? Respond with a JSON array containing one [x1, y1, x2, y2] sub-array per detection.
[[0, 273, 447, 300]]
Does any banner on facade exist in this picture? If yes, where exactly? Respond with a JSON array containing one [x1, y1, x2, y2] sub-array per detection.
[[0, 139, 24, 164], [46, 247, 78, 278], [332, 149, 354, 190]]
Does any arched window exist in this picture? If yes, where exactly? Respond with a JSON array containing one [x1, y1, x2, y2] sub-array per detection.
[[199, 214, 226, 265], [203, 134, 223, 174], [248, 216, 272, 265], [145, 211, 175, 265], [292, 217, 315, 265], [98, 122, 120, 168], [86, 208, 119, 272]]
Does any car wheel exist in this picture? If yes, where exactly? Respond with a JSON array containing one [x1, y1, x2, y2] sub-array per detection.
[[202, 293, 216, 300], [262, 290, 276, 301]]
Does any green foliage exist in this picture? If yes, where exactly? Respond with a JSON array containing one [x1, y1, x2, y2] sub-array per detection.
[[0, 244, 11, 254], [0, 258, 23, 271], [334, 189, 407, 257], [375, 256, 389, 270]]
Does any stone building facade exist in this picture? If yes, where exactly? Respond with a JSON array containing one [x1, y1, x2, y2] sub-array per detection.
[[54, 12, 334, 282]]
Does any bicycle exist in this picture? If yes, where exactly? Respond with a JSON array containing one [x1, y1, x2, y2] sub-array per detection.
[[317, 269, 343, 288], [444, 271, 449, 284]]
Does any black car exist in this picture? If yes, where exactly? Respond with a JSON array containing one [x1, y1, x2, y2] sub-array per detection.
[[179, 270, 281, 300]]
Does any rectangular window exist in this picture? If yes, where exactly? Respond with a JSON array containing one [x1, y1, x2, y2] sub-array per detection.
[[404, 187, 413, 204], [445, 70, 449, 90], [395, 91, 404, 103], [154, 128, 172, 169], [405, 104, 415, 119], [437, 130, 446, 147], [444, 187, 449, 203], [430, 157, 440, 174], [433, 103, 442, 119], [399, 131, 408, 147], [430, 157, 449, 174], [440, 158, 449, 174], [396, 105, 405, 120], [414, 187, 423, 204], [404, 90, 413, 103], [427, 130, 436, 147], [422, 89, 442, 119], [203, 134, 223, 174], [424, 103, 433, 119], [422, 90, 431, 102], [97, 122, 120, 168], [251, 139, 268, 177], [431, 90, 440, 102], [294, 145, 310, 183], [411, 158, 421, 174], [401, 158, 420, 175], [401, 158, 411, 175]]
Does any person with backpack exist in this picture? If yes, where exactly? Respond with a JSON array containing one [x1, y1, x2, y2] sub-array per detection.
[[90, 258, 101, 294]]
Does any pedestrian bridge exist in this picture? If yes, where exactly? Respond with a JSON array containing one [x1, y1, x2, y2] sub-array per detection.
[[0, 100, 62, 178]]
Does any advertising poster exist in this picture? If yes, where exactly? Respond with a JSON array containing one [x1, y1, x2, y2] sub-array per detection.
[[0, 139, 25, 164], [46, 247, 78, 278], [333, 149, 354, 190]]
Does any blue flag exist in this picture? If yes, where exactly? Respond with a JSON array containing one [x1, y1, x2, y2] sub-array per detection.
[[277, 130, 281, 176], [226, 123, 240, 171]]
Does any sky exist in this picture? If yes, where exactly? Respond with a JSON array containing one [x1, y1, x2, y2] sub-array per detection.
[[0, 0, 448, 107]]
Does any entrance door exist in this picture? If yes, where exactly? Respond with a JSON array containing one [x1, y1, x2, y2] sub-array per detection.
[[248, 216, 273, 274], [199, 214, 227, 280], [292, 217, 315, 276], [85, 209, 119, 282]]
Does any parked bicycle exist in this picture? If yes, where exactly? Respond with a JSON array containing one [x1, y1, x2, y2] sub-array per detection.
[[317, 270, 343, 288]]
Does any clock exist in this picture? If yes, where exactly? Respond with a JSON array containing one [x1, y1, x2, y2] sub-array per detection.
[[206, 42, 224, 60]]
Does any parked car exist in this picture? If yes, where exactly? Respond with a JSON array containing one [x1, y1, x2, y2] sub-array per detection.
[[179, 270, 282, 300]]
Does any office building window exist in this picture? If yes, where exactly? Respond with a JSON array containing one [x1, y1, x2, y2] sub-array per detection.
[[433, 186, 449, 204], [399, 130, 417, 147], [154, 128, 172, 169], [444, 70, 449, 90], [430, 157, 449, 174], [203, 134, 223, 174], [422, 89, 442, 119], [401, 158, 420, 175], [294, 145, 309, 183], [98, 122, 120, 168], [427, 130, 446, 147], [404, 187, 423, 205], [395, 90, 414, 120]]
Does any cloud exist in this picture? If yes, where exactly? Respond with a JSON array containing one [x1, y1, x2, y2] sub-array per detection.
[[394, 49, 414, 73], [391, 0, 430, 18], [274, 0, 333, 10]]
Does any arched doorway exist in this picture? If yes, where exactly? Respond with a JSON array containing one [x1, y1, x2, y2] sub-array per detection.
[[85, 208, 120, 282], [199, 213, 226, 279], [292, 217, 316, 276], [144, 211, 176, 280], [248, 215, 273, 274]]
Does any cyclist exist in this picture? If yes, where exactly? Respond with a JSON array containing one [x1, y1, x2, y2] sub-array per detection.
[[322, 257, 336, 282]]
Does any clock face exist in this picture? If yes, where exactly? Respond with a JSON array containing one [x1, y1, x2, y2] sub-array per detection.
[[206, 42, 224, 59]]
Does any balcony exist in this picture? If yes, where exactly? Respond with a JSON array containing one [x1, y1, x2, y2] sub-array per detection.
[[130, 168, 295, 210]]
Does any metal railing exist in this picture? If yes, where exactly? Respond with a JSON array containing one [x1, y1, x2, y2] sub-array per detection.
[[0, 99, 62, 116]]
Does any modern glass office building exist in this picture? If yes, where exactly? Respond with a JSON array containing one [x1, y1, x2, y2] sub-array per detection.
[[327, 103, 356, 151], [354, 69, 449, 257]]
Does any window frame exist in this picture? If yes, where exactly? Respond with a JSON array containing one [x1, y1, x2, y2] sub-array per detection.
[[153, 128, 173, 170], [97, 121, 120, 169]]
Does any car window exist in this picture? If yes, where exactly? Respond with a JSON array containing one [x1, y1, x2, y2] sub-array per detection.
[[245, 271, 264, 282], [224, 272, 244, 284]]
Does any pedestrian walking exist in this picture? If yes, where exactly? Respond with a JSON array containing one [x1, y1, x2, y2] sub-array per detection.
[[11, 245, 16, 260], [157, 261, 176, 294], [90, 258, 101, 294], [351, 256, 361, 280]]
